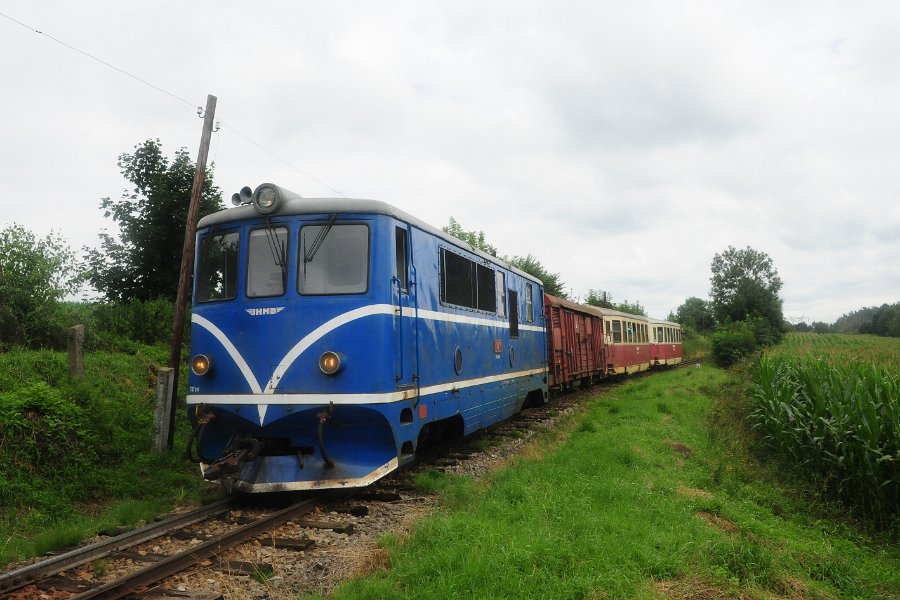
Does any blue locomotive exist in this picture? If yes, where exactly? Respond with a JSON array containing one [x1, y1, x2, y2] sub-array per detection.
[[186, 183, 548, 491]]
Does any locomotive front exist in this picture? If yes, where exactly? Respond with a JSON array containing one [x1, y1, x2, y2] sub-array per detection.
[[186, 184, 413, 491]]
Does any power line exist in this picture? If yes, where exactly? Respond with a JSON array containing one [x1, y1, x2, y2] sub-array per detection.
[[218, 120, 347, 198], [0, 10, 348, 198], [0, 10, 196, 110]]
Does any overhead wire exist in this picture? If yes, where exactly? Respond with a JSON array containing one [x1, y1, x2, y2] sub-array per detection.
[[0, 9, 347, 198]]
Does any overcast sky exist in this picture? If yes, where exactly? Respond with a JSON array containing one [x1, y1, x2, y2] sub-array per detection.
[[2, 1, 898, 323]]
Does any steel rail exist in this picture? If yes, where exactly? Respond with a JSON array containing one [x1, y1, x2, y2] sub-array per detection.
[[70, 497, 319, 600], [0, 497, 235, 594]]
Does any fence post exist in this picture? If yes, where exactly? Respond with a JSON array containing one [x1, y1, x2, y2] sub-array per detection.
[[153, 368, 175, 453], [68, 324, 84, 377]]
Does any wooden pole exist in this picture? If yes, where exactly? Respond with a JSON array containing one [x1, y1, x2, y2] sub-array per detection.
[[167, 94, 217, 449]]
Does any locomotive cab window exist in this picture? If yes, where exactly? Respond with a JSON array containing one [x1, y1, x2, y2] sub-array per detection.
[[247, 227, 288, 298], [197, 231, 239, 302], [299, 223, 369, 295]]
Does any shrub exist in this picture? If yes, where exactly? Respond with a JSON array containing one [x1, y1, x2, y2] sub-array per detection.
[[711, 322, 757, 367]]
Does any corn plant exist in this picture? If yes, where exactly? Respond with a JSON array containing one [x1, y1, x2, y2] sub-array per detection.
[[750, 353, 899, 529]]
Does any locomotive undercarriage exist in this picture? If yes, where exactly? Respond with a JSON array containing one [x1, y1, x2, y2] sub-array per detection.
[[188, 402, 406, 491]]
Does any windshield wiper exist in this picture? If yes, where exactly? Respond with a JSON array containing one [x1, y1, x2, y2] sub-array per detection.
[[304, 213, 338, 263], [263, 217, 287, 289]]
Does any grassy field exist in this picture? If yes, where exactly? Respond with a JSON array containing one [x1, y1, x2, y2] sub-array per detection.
[[319, 365, 899, 599]]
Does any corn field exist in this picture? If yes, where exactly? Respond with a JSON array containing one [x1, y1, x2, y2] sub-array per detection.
[[750, 351, 899, 529]]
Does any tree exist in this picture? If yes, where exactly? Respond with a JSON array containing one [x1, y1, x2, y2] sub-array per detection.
[[506, 254, 568, 298], [709, 245, 785, 343], [675, 297, 715, 332], [84, 139, 224, 302], [442, 217, 498, 256], [0, 224, 79, 348], [585, 289, 614, 309]]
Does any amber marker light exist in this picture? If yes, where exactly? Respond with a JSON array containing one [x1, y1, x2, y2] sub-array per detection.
[[191, 354, 212, 376], [319, 351, 343, 375]]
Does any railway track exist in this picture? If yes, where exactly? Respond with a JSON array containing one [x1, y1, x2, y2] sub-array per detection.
[[0, 496, 321, 599]]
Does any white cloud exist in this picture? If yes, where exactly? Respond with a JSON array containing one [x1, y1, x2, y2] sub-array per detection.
[[0, 0, 898, 322]]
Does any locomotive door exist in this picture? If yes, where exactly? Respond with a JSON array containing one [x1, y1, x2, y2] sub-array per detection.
[[393, 224, 417, 389]]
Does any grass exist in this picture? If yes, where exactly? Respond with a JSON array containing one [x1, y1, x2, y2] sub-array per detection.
[[316, 365, 898, 599], [0, 344, 217, 567]]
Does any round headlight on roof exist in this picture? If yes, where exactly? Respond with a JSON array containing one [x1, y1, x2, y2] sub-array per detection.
[[253, 184, 279, 214]]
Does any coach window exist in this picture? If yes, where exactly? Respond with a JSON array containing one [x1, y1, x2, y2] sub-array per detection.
[[612, 320, 622, 343], [197, 231, 239, 302], [496, 272, 507, 318], [299, 224, 369, 295], [247, 227, 288, 298], [525, 283, 534, 322], [395, 227, 408, 292], [605, 320, 612, 343]]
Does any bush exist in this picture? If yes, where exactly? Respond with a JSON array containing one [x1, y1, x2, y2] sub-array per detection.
[[711, 322, 757, 367]]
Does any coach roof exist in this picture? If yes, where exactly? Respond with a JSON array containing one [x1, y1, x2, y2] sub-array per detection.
[[198, 184, 543, 286]]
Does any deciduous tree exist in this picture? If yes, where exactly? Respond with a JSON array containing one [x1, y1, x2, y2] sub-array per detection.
[[84, 139, 223, 302], [709, 245, 785, 343], [0, 224, 79, 348], [675, 297, 715, 332]]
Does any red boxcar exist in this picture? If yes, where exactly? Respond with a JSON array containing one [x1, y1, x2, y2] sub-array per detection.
[[544, 294, 604, 391]]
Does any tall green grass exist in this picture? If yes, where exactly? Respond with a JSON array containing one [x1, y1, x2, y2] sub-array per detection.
[[750, 354, 899, 529]]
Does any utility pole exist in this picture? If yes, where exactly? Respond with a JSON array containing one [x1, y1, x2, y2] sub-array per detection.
[[167, 94, 217, 449]]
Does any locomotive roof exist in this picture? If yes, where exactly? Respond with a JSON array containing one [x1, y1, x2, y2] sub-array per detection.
[[198, 191, 543, 286]]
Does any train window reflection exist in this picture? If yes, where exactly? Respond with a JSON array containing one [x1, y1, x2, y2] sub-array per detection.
[[247, 227, 288, 298], [197, 231, 240, 302], [299, 224, 369, 295]]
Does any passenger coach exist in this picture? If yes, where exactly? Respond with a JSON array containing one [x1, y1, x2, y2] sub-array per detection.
[[186, 183, 547, 491]]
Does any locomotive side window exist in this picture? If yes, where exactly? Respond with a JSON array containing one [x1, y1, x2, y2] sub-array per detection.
[[299, 224, 369, 295], [509, 289, 519, 338], [476, 264, 497, 312], [612, 320, 622, 343], [496, 272, 507, 318], [395, 227, 408, 292], [441, 249, 475, 307], [440, 248, 497, 313], [196, 231, 239, 302], [247, 227, 288, 298], [525, 283, 534, 323]]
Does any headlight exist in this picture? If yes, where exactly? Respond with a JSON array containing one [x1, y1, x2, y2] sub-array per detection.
[[191, 354, 212, 376], [319, 351, 344, 375], [253, 184, 279, 214]]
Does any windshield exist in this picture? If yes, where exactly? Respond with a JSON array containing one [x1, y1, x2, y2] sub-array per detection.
[[247, 227, 288, 297], [196, 231, 239, 302], [298, 224, 369, 295]]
